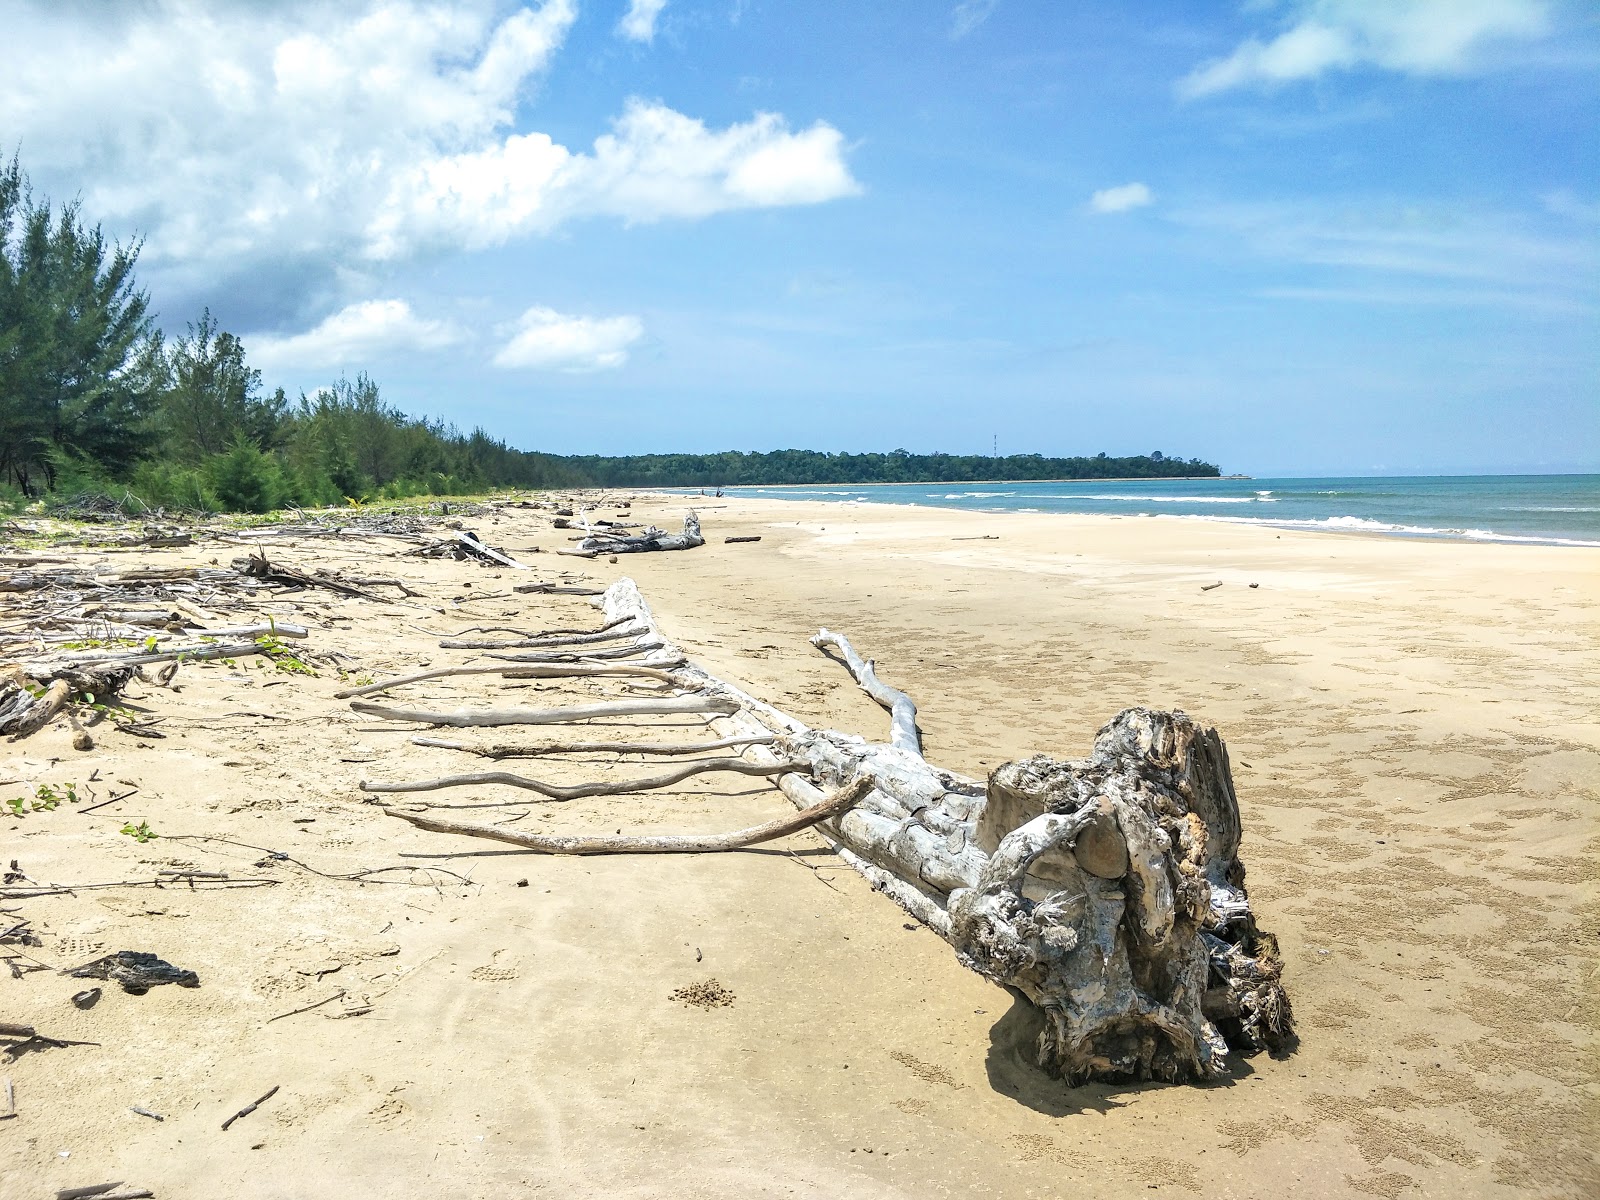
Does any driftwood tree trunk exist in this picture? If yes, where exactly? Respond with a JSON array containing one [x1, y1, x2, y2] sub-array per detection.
[[590, 579, 1293, 1083]]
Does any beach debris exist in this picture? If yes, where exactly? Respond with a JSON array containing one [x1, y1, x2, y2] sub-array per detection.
[[723, 536, 762, 544], [349, 694, 737, 729], [576, 511, 704, 555], [360, 571, 1292, 1084], [1201, 581, 1223, 591], [670, 980, 734, 1009], [220, 1084, 280, 1131], [650, 580, 1294, 1080], [385, 776, 870, 855], [365, 756, 802, 803], [1, 1022, 101, 1056], [408, 529, 534, 570], [65, 951, 200, 994], [129, 1106, 164, 1121], [57, 1183, 148, 1200], [71, 988, 102, 1009]]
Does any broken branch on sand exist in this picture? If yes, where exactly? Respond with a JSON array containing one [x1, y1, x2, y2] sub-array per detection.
[[410, 733, 776, 758], [383, 775, 871, 854], [360, 756, 801, 802], [332, 661, 683, 700], [348, 694, 738, 728]]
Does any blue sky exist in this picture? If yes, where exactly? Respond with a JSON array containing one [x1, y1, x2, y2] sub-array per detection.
[[6, 1, 1597, 474]]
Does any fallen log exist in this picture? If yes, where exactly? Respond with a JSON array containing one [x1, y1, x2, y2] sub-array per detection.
[[577, 511, 704, 555], [587, 578, 1294, 1083], [383, 775, 871, 854]]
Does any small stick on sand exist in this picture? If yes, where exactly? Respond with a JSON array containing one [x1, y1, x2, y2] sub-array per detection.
[[1201, 581, 1223, 591], [220, 1084, 280, 1131], [265, 990, 347, 1024]]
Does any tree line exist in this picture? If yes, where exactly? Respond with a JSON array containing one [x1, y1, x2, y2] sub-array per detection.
[[0, 156, 1218, 513]]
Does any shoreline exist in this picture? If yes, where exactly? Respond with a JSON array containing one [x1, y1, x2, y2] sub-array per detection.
[[656, 482, 1600, 550]]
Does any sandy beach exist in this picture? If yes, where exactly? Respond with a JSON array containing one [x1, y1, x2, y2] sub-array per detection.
[[2, 494, 1595, 1199]]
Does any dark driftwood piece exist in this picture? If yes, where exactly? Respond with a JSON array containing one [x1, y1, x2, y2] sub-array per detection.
[[593, 578, 1294, 1084], [383, 775, 872, 854]]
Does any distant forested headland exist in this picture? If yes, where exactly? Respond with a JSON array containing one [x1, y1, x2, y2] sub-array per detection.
[[555, 449, 1217, 487], [1, 156, 1217, 513]]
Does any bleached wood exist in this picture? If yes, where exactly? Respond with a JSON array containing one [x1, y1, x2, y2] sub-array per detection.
[[410, 733, 775, 758], [580, 576, 1294, 1084], [332, 662, 682, 700], [811, 628, 921, 755], [360, 757, 797, 802], [348, 694, 738, 728], [382, 775, 871, 855]]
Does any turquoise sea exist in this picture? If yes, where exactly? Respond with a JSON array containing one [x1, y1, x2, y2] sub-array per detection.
[[707, 475, 1600, 547]]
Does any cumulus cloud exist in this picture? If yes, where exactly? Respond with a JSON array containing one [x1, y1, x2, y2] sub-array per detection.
[[493, 307, 645, 371], [1179, 0, 1552, 98], [370, 99, 860, 256], [0, 1, 857, 308], [248, 300, 464, 370], [950, 0, 999, 40], [618, 0, 667, 43], [1089, 182, 1154, 214]]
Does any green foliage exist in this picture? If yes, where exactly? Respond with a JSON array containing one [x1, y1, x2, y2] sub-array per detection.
[[0, 155, 165, 494], [119, 820, 158, 842], [161, 308, 285, 462], [204, 434, 289, 513], [5, 781, 82, 816], [255, 629, 317, 675], [128, 459, 218, 511]]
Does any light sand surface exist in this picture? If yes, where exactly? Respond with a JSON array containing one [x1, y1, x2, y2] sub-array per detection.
[[2, 495, 1595, 1199]]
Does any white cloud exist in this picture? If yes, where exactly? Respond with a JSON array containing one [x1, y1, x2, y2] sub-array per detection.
[[950, 0, 999, 40], [1180, 0, 1552, 97], [0, 1, 857, 308], [249, 300, 464, 370], [1089, 182, 1154, 214], [493, 307, 645, 371], [370, 99, 859, 255], [618, 0, 668, 44]]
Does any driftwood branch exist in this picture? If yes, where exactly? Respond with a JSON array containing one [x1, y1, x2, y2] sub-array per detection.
[[360, 757, 799, 802], [411, 733, 776, 758], [348, 695, 738, 728], [811, 628, 921, 755], [383, 775, 871, 854], [578, 511, 704, 555], [332, 662, 682, 700]]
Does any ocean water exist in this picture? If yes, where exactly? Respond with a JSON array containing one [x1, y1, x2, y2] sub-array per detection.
[[707, 475, 1600, 547]]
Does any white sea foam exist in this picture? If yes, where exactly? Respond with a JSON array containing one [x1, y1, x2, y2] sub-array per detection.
[[1070, 494, 1256, 504], [1155, 512, 1600, 547]]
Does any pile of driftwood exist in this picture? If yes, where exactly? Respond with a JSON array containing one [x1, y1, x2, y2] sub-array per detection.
[[353, 577, 1293, 1084], [0, 555, 355, 742]]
